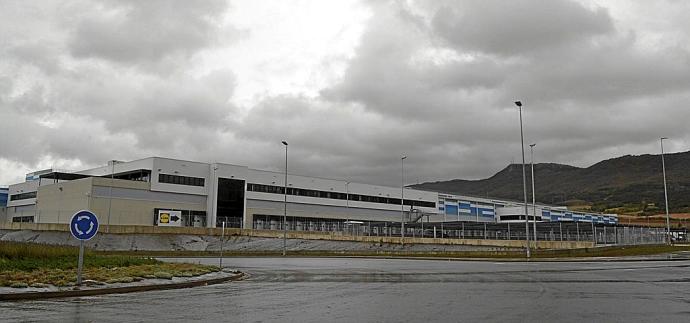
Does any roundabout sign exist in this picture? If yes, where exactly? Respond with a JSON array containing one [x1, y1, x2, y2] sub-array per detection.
[[70, 210, 99, 241], [70, 210, 99, 286]]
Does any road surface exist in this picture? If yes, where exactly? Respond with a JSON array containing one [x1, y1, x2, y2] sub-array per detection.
[[2, 257, 690, 322]]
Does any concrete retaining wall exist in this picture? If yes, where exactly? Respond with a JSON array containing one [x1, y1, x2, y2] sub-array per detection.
[[0, 222, 593, 249]]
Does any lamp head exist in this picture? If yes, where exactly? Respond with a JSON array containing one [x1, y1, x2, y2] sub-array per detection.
[[401, 155, 407, 160], [281, 141, 288, 146], [514, 101, 522, 107]]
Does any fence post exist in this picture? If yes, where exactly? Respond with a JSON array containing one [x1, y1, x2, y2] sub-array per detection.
[[614, 226, 617, 245], [603, 226, 607, 245], [576, 222, 580, 241], [639, 227, 642, 244], [559, 222, 563, 241]]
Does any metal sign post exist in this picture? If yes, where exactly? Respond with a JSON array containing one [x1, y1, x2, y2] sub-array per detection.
[[219, 221, 225, 270], [77, 240, 85, 285], [70, 210, 99, 287]]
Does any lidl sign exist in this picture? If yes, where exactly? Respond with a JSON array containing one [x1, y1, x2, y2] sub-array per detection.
[[157, 210, 182, 227]]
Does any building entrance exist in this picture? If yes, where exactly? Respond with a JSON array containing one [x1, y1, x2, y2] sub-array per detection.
[[216, 178, 245, 228]]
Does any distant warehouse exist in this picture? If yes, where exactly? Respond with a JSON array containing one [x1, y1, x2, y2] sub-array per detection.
[[4, 157, 618, 229]]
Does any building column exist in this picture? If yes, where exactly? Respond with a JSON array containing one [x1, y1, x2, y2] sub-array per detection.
[[206, 164, 218, 228]]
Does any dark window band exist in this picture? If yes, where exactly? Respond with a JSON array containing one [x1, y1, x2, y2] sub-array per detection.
[[158, 174, 205, 187], [247, 183, 435, 208], [9, 192, 37, 201]]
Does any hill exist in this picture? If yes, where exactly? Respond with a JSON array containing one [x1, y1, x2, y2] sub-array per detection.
[[412, 151, 690, 215]]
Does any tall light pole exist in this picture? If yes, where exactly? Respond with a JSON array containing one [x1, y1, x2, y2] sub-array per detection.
[[282, 140, 288, 256], [515, 101, 530, 258], [660, 137, 671, 244], [346, 181, 350, 222], [401, 155, 407, 245], [530, 143, 537, 245]]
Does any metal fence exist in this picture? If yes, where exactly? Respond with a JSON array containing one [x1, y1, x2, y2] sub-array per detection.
[[5, 209, 686, 245], [253, 216, 687, 245]]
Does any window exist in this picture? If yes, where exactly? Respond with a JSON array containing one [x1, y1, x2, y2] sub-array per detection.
[[12, 216, 34, 223], [9, 192, 37, 201], [247, 183, 435, 208], [158, 174, 205, 187]]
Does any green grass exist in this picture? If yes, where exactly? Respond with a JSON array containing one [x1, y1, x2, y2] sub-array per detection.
[[0, 242, 219, 287], [0, 241, 158, 271]]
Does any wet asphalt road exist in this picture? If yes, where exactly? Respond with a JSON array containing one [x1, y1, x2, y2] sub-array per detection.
[[2, 257, 690, 322]]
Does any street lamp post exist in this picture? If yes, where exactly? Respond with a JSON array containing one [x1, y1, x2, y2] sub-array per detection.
[[515, 101, 530, 258], [660, 137, 671, 244], [401, 156, 407, 245], [530, 143, 537, 245], [282, 141, 288, 256]]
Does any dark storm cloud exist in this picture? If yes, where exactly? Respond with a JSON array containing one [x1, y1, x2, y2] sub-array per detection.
[[2, 0, 690, 186], [48, 66, 238, 156], [69, 0, 227, 64], [304, 0, 690, 183], [431, 0, 613, 56], [0, 0, 238, 176], [501, 39, 690, 105]]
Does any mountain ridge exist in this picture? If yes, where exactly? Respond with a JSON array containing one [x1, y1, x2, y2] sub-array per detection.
[[412, 151, 690, 215]]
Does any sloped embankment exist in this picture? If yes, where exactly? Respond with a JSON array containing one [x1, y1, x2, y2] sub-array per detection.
[[0, 230, 511, 252]]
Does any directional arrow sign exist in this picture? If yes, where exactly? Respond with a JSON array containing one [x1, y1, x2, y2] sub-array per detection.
[[157, 210, 182, 227], [70, 210, 99, 241]]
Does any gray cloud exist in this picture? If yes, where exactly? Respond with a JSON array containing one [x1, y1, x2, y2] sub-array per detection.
[[431, 0, 613, 56], [69, 0, 228, 64], [298, 0, 690, 184], [2, 0, 690, 188]]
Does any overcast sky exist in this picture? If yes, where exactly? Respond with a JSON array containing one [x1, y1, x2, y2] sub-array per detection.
[[1, 0, 689, 187]]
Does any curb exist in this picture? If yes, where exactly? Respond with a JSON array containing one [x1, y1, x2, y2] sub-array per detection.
[[335, 256, 690, 263], [261, 254, 688, 263], [0, 272, 246, 302], [154, 253, 690, 263]]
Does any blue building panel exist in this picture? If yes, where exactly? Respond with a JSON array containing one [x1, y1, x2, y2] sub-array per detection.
[[479, 208, 495, 218], [458, 202, 472, 214], [0, 188, 8, 207], [445, 204, 458, 216]]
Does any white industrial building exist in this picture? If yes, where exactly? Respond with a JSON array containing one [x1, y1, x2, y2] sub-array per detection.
[[4, 157, 618, 229]]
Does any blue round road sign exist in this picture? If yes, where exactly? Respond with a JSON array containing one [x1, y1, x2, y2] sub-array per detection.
[[70, 210, 99, 240]]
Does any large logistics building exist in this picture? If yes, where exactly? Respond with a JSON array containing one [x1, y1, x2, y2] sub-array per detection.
[[3, 157, 618, 229]]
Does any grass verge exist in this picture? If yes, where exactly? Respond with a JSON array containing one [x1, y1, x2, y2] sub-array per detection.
[[0, 242, 219, 287]]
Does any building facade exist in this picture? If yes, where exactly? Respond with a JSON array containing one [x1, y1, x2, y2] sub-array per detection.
[[4, 157, 617, 228]]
